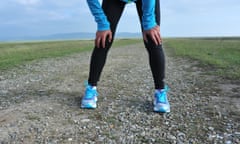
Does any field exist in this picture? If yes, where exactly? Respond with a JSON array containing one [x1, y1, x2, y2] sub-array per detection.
[[0, 37, 239, 79], [164, 37, 240, 79], [0, 39, 141, 70]]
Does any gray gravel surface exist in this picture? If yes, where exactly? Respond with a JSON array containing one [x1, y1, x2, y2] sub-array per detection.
[[0, 43, 239, 143]]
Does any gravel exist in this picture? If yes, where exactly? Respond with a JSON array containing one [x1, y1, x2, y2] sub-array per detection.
[[0, 43, 239, 143]]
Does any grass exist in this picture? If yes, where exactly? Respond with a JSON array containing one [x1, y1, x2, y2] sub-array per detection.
[[1, 37, 239, 79], [0, 39, 141, 70], [164, 37, 240, 79]]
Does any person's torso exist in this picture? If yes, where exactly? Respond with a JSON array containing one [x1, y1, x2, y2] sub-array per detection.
[[120, 0, 137, 3]]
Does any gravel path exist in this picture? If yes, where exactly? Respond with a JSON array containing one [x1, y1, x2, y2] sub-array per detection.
[[0, 43, 239, 143]]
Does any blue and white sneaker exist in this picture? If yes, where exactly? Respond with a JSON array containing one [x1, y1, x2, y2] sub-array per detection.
[[81, 84, 98, 109], [153, 86, 170, 113]]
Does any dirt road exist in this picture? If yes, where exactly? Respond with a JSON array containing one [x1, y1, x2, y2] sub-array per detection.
[[0, 43, 239, 143]]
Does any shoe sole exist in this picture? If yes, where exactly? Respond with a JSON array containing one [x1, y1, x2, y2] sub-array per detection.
[[153, 103, 170, 113], [81, 104, 97, 109], [153, 107, 170, 113], [153, 99, 170, 113], [81, 96, 97, 109]]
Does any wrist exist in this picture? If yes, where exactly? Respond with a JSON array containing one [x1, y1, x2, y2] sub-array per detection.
[[97, 23, 110, 31]]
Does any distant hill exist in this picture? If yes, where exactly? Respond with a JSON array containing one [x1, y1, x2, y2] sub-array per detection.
[[0, 32, 141, 42]]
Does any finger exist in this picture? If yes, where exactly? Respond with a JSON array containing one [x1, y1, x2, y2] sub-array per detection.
[[156, 33, 161, 45], [152, 34, 158, 45], [96, 37, 101, 48], [102, 35, 106, 48], [108, 32, 112, 42], [159, 34, 162, 45], [143, 33, 148, 43], [155, 31, 161, 45]]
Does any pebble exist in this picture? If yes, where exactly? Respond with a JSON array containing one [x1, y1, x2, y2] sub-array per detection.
[[225, 140, 232, 144], [208, 127, 214, 131], [234, 132, 240, 135], [141, 131, 146, 137], [0, 43, 239, 144], [177, 132, 186, 144], [0, 76, 4, 81], [30, 76, 41, 82], [0, 90, 8, 95], [167, 134, 177, 140]]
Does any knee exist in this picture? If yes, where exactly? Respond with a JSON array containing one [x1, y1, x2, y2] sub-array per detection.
[[145, 43, 163, 52]]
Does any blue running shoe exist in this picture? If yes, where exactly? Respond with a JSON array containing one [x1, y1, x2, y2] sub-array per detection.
[[153, 86, 170, 113], [81, 84, 98, 109]]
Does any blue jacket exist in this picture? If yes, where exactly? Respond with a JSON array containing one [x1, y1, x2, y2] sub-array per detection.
[[86, 0, 157, 31]]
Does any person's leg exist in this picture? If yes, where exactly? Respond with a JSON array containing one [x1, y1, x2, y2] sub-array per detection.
[[135, 0, 165, 89], [82, 0, 126, 109], [88, 0, 126, 86], [135, 0, 170, 113]]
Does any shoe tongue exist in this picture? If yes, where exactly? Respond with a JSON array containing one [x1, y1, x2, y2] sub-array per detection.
[[85, 89, 95, 98], [159, 95, 165, 102], [156, 90, 166, 102], [155, 89, 164, 93], [88, 85, 96, 90]]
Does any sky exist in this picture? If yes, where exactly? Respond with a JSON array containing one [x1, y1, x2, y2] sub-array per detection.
[[0, 0, 239, 39]]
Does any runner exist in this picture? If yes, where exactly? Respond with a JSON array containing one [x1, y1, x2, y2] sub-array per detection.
[[81, 0, 170, 113]]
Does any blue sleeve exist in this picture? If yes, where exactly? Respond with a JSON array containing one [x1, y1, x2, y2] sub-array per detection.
[[86, 0, 110, 31], [142, 0, 157, 30]]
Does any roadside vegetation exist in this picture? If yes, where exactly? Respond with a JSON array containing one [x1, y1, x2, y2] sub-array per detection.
[[0, 39, 141, 70], [164, 37, 240, 79], [1, 38, 239, 79]]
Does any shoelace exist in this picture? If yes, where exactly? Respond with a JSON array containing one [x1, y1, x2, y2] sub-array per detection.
[[84, 80, 96, 99], [156, 86, 169, 103]]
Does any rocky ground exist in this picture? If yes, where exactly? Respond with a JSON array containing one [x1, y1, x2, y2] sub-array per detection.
[[0, 43, 239, 144]]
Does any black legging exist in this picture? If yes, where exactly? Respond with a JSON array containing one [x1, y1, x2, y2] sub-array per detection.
[[88, 0, 165, 89]]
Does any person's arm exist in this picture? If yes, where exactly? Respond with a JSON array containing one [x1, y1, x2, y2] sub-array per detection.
[[86, 0, 110, 31], [142, 0, 161, 45], [86, 0, 112, 48], [142, 0, 157, 30]]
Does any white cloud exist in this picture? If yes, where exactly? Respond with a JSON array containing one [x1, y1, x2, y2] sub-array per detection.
[[0, 0, 240, 38]]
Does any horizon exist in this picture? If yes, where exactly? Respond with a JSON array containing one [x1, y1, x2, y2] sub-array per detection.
[[1, 31, 240, 42], [0, 0, 239, 41]]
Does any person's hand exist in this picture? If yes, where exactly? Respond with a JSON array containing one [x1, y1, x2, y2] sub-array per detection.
[[143, 25, 162, 45], [95, 30, 112, 48]]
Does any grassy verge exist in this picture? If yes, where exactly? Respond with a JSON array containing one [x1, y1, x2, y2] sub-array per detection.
[[164, 37, 240, 79], [0, 39, 142, 70]]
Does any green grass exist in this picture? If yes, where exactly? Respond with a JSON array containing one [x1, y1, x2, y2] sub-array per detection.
[[0, 39, 141, 70], [164, 37, 240, 79], [3, 37, 238, 79]]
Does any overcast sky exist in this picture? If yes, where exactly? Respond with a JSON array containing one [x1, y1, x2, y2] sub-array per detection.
[[0, 0, 239, 38]]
